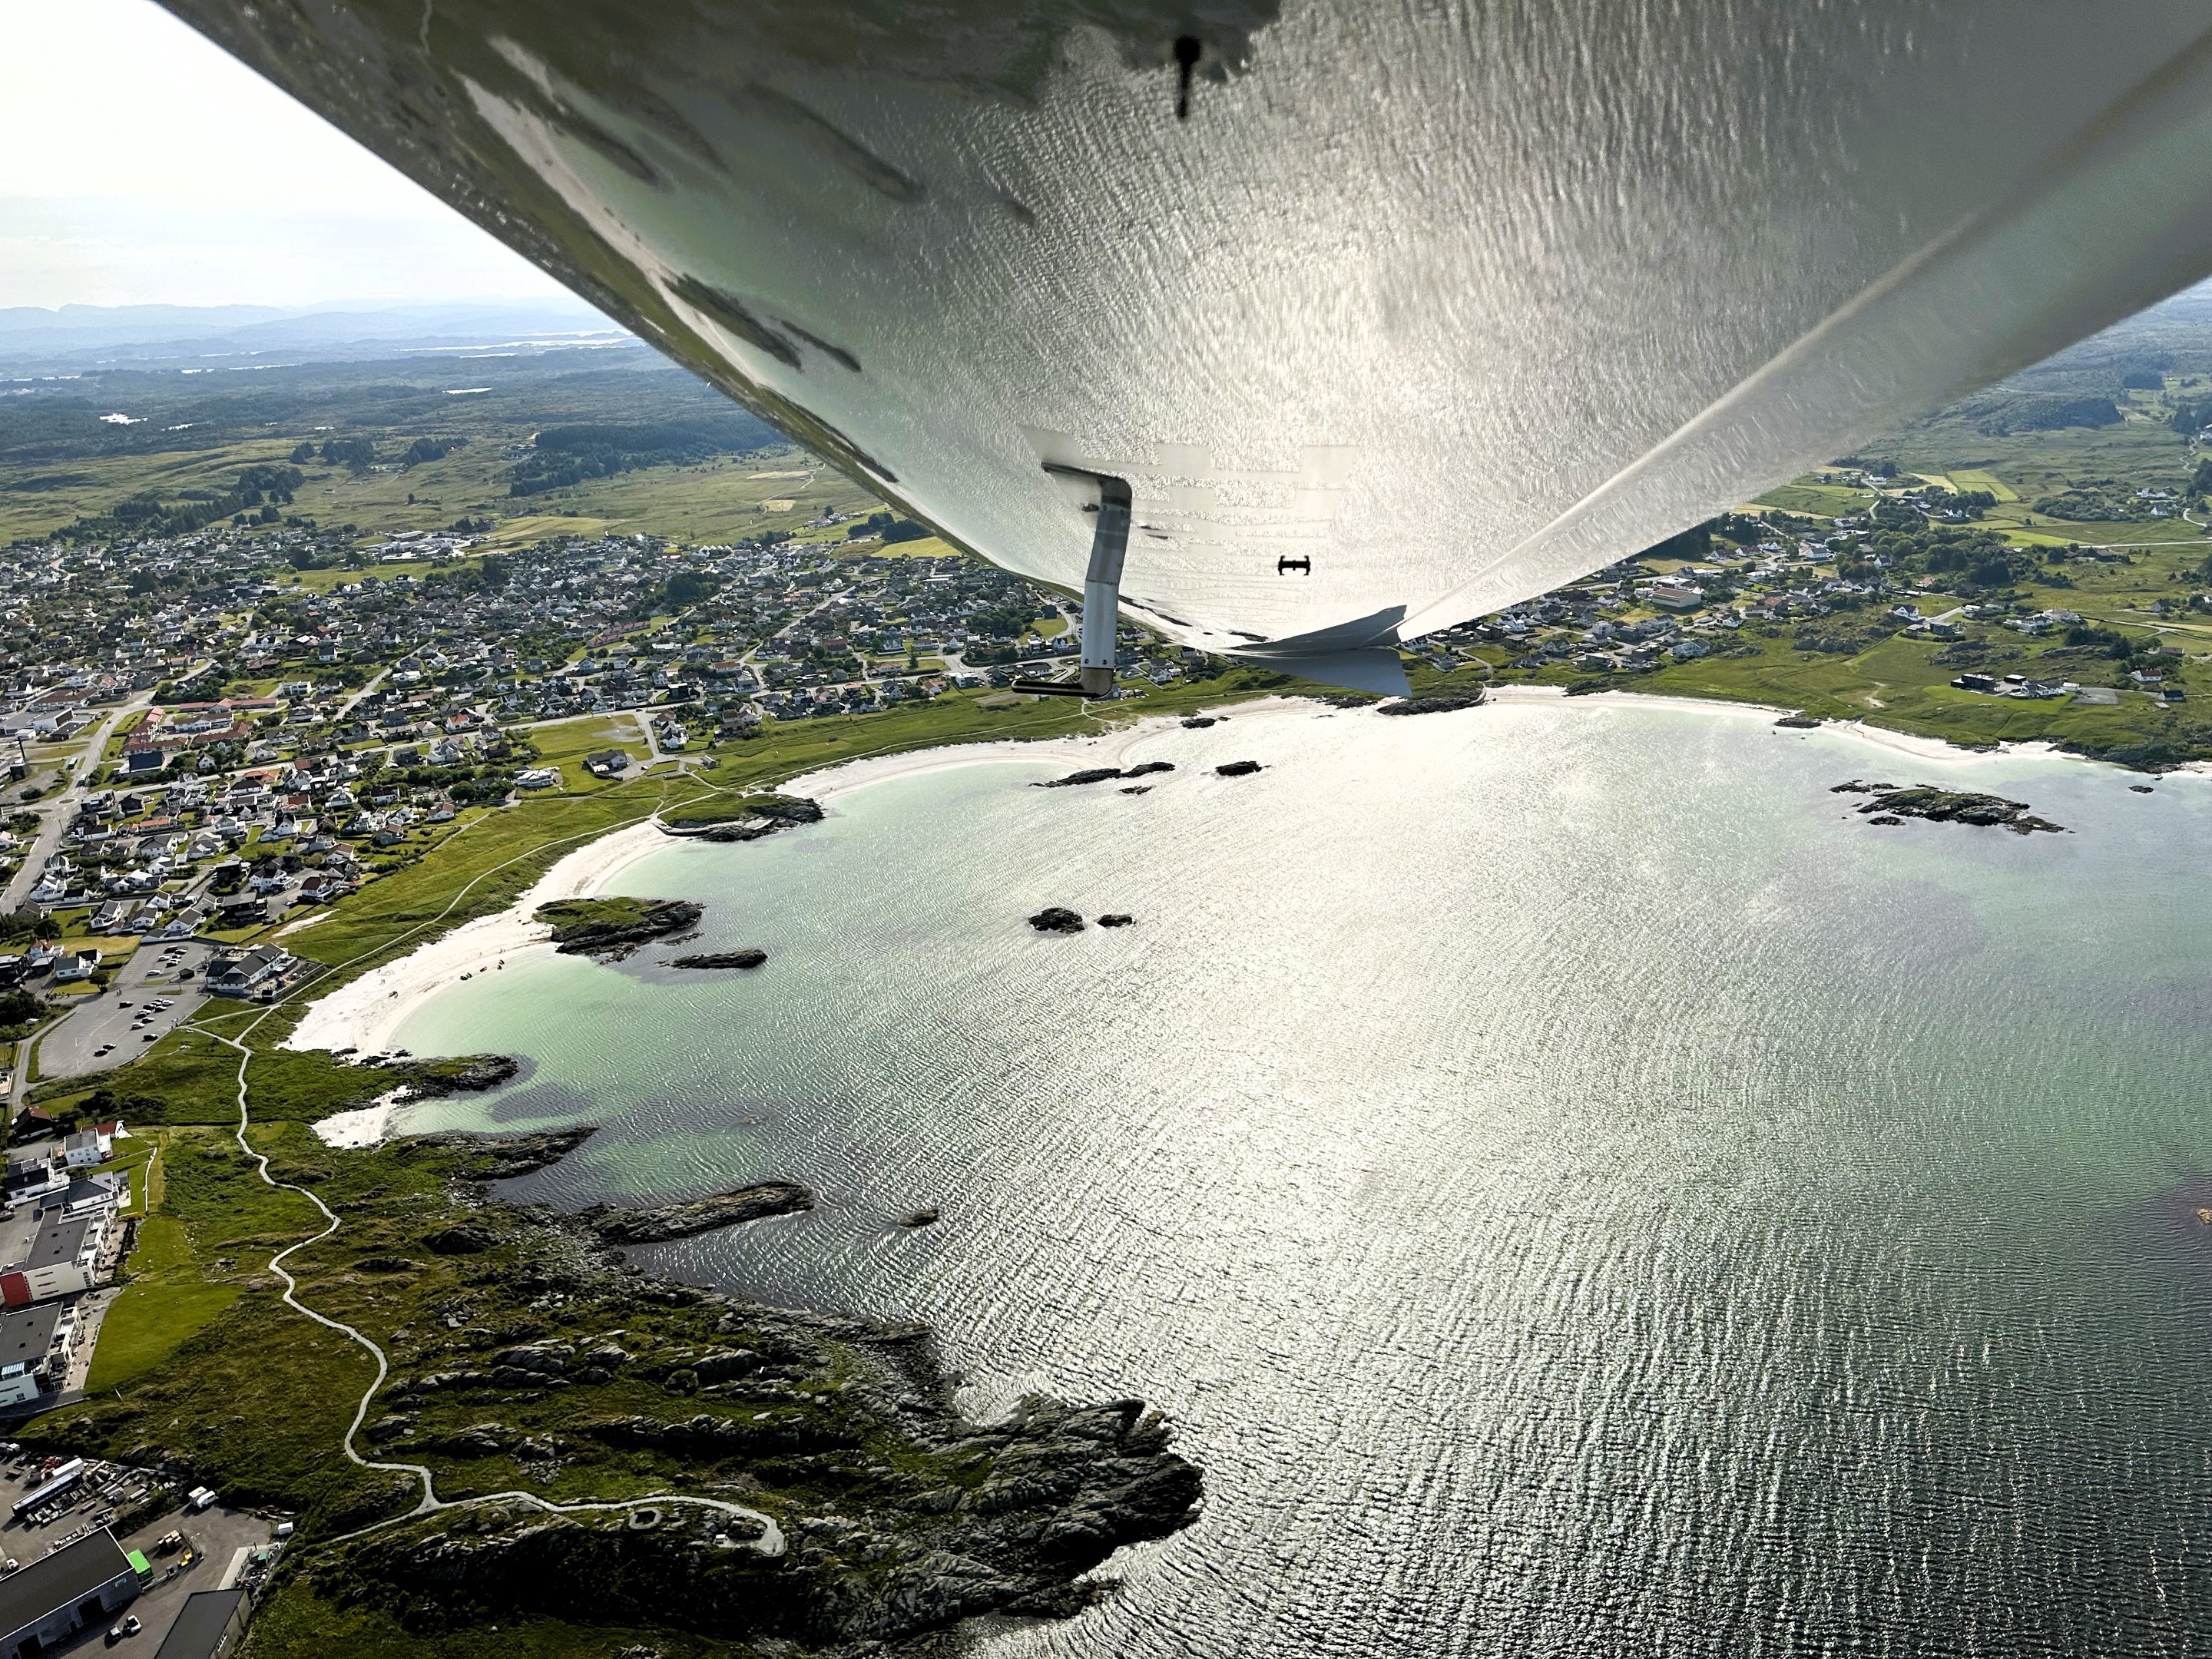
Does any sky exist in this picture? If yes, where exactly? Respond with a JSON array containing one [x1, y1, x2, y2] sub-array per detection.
[[0, 0, 575, 310]]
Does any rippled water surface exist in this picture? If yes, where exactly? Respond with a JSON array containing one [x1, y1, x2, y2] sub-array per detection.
[[392, 700, 2212, 1657]]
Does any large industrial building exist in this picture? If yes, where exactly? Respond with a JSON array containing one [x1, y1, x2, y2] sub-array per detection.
[[0, 1528, 140, 1657]]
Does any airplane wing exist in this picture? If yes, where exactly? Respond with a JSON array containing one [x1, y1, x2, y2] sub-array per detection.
[[156, 0, 2212, 687]]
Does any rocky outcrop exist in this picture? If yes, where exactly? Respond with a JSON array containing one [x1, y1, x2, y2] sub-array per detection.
[[1215, 760, 1264, 777], [1098, 914, 1135, 929], [1034, 760, 1175, 789], [423, 1225, 497, 1256], [660, 795, 826, 843], [1379, 687, 1487, 716], [1831, 780, 2064, 834], [393, 1055, 522, 1098], [665, 949, 768, 971], [321, 1396, 1200, 1651], [410, 1126, 596, 1181], [1180, 716, 1217, 728], [581, 1181, 815, 1244], [897, 1207, 941, 1228], [1774, 714, 1821, 729], [1028, 907, 1084, 933], [535, 899, 704, 959]]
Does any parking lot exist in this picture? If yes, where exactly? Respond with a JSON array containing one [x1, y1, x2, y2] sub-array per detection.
[[34, 942, 210, 1083], [0, 1449, 277, 1651]]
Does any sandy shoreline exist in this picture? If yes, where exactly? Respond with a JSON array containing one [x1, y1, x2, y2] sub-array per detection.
[[283, 818, 669, 1057], [283, 704, 1290, 1064], [283, 686, 2152, 1071]]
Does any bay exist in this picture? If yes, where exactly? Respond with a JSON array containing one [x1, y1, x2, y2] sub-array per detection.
[[386, 697, 2212, 1657]]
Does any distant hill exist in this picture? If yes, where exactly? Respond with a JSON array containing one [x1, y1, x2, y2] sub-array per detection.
[[0, 298, 631, 371]]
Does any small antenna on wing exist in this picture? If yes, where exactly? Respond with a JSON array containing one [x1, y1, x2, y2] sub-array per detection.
[[1174, 36, 1201, 121]]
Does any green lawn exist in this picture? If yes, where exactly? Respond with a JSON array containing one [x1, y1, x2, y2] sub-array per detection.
[[87, 1280, 243, 1392], [1753, 482, 1875, 517]]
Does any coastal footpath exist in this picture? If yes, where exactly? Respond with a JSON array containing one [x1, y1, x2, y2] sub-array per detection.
[[19, 1126, 1201, 1655]]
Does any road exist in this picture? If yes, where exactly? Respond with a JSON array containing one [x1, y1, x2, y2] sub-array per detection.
[[2, 688, 160, 912]]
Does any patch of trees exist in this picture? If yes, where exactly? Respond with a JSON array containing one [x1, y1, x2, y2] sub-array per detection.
[[1639, 522, 1710, 561], [508, 415, 776, 497], [54, 461, 305, 541], [1962, 393, 2123, 435], [2121, 369, 2166, 389], [662, 569, 721, 608], [402, 435, 465, 465], [320, 436, 379, 469], [881, 518, 931, 544], [2029, 487, 2133, 522]]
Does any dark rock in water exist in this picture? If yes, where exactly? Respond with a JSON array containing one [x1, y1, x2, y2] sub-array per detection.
[[897, 1207, 941, 1228], [424, 1225, 497, 1256], [1830, 781, 1872, 793], [1035, 767, 1124, 789], [1379, 687, 1487, 716], [581, 1181, 815, 1245], [536, 898, 704, 959], [1181, 716, 1217, 728], [1035, 760, 1175, 789], [1774, 714, 1821, 728], [1028, 906, 1085, 933], [1097, 913, 1135, 928], [665, 949, 767, 971], [1852, 784, 2063, 834], [2131, 784, 2154, 793], [1119, 785, 1152, 795], [1215, 760, 1264, 777], [1867, 814, 1903, 825]]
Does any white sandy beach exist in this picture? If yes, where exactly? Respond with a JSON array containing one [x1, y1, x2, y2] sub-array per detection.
[[284, 705, 1286, 1064], [286, 686, 2140, 1075], [284, 818, 669, 1058]]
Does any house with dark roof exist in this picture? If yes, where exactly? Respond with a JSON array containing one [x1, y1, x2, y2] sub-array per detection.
[[0, 1527, 137, 1655]]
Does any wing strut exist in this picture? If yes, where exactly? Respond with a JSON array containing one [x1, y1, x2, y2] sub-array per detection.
[[1012, 464, 1131, 700]]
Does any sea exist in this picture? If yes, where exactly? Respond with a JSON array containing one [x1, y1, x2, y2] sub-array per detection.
[[382, 696, 2212, 1657]]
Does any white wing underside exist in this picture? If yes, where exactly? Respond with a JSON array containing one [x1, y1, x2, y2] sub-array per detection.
[[158, 0, 2212, 664]]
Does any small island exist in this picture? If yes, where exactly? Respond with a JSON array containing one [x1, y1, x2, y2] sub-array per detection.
[[581, 1178, 814, 1243], [665, 948, 769, 971], [1831, 780, 2065, 834], [535, 896, 704, 959], [1035, 760, 1175, 789], [658, 793, 825, 842]]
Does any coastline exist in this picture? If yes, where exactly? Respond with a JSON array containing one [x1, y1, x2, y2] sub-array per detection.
[[778, 702, 1307, 802], [280, 687, 2143, 1073], [283, 819, 668, 1058], [280, 705, 1287, 1069]]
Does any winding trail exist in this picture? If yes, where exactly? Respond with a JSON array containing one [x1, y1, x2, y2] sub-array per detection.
[[167, 704, 1146, 1551], [174, 785, 786, 1554]]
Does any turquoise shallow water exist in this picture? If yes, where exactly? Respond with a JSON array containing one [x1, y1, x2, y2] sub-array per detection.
[[390, 699, 2212, 1657]]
